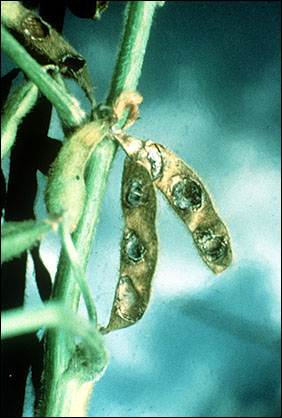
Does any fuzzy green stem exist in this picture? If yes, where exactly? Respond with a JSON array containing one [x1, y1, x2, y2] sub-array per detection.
[[106, 1, 158, 130], [59, 223, 97, 324], [1, 219, 55, 263], [1, 25, 86, 129], [107, 1, 157, 106], [1, 80, 39, 159], [1, 302, 104, 354]]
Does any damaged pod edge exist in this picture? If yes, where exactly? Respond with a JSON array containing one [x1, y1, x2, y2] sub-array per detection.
[[2, 1, 95, 106], [142, 142, 232, 274], [101, 158, 158, 333]]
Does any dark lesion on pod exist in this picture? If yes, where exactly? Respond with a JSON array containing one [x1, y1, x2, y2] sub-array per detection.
[[124, 179, 144, 207], [122, 230, 146, 263], [114, 276, 145, 322], [193, 228, 228, 263], [58, 54, 86, 77], [21, 14, 50, 41], [145, 142, 163, 180], [122, 158, 153, 209], [171, 176, 202, 211], [57, 54, 94, 105]]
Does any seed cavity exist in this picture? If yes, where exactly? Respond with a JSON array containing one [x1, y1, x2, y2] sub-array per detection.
[[59, 54, 86, 76], [114, 276, 145, 322], [22, 14, 50, 41], [125, 179, 144, 207], [123, 231, 145, 263], [193, 229, 227, 262], [172, 177, 202, 211], [146, 143, 163, 180]]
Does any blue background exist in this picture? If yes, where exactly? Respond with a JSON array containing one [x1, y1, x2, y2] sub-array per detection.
[[2, 1, 281, 417]]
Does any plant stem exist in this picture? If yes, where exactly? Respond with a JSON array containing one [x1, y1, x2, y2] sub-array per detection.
[[107, 1, 157, 106], [35, 2, 162, 416], [1, 302, 105, 355], [1, 80, 39, 160], [1, 219, 54, 263], [59, 223, 97, 324]]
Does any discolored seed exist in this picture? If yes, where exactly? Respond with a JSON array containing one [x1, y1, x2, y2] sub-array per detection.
[[146, 143, 163, 180], [114, 276, 145, 322], [171, 177, 202, 211], [22, 14, 50, 41], [193, 229, 227, 262], [125, 179, 144, 207], [123, 231, 146, 263]]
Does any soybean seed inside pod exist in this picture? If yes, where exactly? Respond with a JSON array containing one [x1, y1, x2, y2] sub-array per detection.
[[44, 121, 106, 232], [101, 158, 158, 333], [142, 142, 232, 274]]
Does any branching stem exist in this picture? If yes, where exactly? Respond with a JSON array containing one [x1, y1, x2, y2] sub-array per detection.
[[2, 2, 163, 417]]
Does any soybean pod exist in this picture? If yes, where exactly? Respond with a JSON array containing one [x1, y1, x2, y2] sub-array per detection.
[[45, 121, 107, 232], [146, 142, 232, 274], [101, 157, 158, 333], [114, 132, 232, 274]]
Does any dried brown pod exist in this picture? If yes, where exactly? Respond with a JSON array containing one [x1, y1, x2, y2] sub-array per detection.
[[100, 158, 158, 333], [2, 1, 95, 107], [114, 132, 232, 274], [148, 144, 232, 274]]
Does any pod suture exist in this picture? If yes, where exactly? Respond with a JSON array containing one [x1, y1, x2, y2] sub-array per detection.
[[113, 132, 232, 274], [100, 158, 158, 333]]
